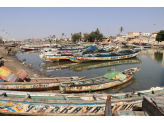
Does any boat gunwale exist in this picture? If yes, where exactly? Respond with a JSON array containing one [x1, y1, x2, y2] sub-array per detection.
[[0, 91, 164, 104], [60, 68, 137, 92], [0, 77, 76, 85]]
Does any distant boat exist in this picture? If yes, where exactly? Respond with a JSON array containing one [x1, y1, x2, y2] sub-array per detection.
[[69, 49, 141, 63]]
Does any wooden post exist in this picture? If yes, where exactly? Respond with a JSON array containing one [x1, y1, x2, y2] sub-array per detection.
[[105, 95, 112, 116]]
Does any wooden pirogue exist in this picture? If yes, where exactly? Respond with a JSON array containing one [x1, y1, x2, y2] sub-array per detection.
[[69, 49, 141, 63], [0, 77, 79, 91], [0, 65, 79, 91], [60, 67, 139, 93], [0, 87, 164, 116]]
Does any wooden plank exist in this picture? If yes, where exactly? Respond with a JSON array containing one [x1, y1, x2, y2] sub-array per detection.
[[134, 111, 148, 116], [105, 95, 112, 116]]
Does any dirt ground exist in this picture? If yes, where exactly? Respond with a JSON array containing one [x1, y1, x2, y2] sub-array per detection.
[[0, 46, 51, 78]]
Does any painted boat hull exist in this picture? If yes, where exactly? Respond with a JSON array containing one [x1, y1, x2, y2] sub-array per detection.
[[69, 50, 141, 63], [60, 68, 138, 93], [0, 89, 164, 116], [0, 77, 78, 91]]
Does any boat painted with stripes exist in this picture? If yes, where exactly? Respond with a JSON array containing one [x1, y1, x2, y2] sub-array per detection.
[[69, 49, 141, 63], [0, 77, 79, 91], [59, 67, 139, 93], [0, 86, 164, 116]]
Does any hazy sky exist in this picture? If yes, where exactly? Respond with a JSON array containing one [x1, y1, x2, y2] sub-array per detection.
[[0, 7, 164, 40]]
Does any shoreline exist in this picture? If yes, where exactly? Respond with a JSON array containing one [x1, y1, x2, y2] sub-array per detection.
[[0, 47, 53, 78]]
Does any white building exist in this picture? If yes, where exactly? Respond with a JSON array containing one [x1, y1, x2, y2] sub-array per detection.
[[121, 34, 127, 38], [139, 32, 151, 36]]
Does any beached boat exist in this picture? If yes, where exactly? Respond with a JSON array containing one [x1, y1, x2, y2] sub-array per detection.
[[59, 67, 139, 93], [69, 49, 141, 63], [0, 87, 164, 116], [0, 77, 79, 91]]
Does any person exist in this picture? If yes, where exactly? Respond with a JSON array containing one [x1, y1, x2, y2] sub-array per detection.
[[7, 48, 11, 56]]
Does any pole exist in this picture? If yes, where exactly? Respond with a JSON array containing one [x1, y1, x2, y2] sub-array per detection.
[[105, 95, 112, 116]]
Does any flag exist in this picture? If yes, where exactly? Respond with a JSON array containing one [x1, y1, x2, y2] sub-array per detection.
[[139, 39, 142, 45], [110, 36, 112, 39]]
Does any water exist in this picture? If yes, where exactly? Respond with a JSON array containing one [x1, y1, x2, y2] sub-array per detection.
[[16, 48, 164, 93]]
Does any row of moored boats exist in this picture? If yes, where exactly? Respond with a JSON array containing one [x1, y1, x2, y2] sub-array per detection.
[[0, 42, 163, 116]]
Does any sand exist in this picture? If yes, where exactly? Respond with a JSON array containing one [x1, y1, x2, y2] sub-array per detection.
[[0, 47, 51, 78]]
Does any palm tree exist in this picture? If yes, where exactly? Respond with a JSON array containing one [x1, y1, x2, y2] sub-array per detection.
[[62, 33, 64, 38], [96, 28, 100, 34], [119, 27, 124, 34]]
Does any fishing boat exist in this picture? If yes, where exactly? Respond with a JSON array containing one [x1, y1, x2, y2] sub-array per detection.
[[69, 49, 141, 63], [0, 77, 79, 91], [0, 86, 164, 116], [41, 45, 118, 62], [59, 67, 139, 93], [20, 44, 58, 51]]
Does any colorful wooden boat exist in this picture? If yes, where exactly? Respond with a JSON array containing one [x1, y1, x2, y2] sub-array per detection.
[[69, 49, 141, 63], [59, 67, 139, 93], [0, 87, 164, 116], [40, 45, 119, 62], [0, 77, 79, 91]]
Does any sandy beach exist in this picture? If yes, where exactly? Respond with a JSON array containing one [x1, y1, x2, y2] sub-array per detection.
[[0, 47, 51, 78]]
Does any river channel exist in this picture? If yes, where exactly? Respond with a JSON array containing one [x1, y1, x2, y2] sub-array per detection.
[[16, 48, 164, 93]]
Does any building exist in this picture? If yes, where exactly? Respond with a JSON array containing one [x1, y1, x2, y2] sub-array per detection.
[[139, 32, 151, 36], [151, 31, 160, 38], [128, 32, 140, 38], [83, 32, 89, 37], [121, 34, 128, 38]]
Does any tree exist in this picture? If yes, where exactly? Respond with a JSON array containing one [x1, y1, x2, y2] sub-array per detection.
[[156, 30, 164, 42], [48, 39, 52, 44], [52, 35, 56, 38], [85, 28, 103, 42], [119, 27, 124, 34], [79, 32, 82, 41], [72, 33, 81, 42], [62, 33, 64, 38]]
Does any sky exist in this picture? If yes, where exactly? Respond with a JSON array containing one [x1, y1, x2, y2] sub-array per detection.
[[0, 1, 164, 40]]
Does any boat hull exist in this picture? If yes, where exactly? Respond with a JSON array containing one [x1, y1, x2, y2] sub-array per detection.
[[69, 50, 141, 63], [0, 88, 164, 116], [0, 77, 78, 91], [60, 68, 138, 93]]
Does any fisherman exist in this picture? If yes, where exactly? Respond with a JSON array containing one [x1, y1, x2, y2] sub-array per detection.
[[7, 48, 12, 56]]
